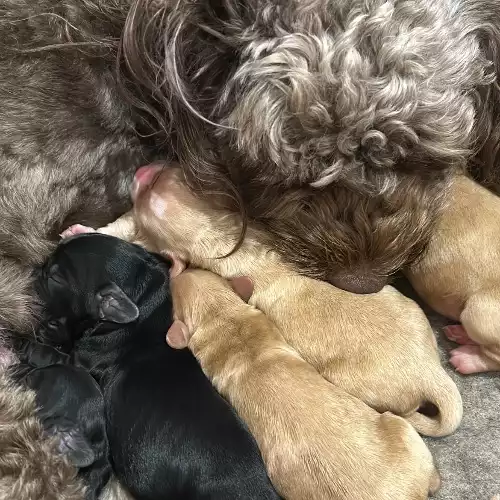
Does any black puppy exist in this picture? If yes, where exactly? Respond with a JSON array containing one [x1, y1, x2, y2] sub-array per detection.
[[13, 337, 112, 500], [35, 233, 279, 500]]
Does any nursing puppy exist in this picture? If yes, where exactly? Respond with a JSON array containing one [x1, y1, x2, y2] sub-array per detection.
[[36, 234, 279, 500], [84, 166, 463, 437], [166, 269, 441, 500], [13, 338, 112, 500], [406, 176, 500, 374], [118, 0, 492, 291]]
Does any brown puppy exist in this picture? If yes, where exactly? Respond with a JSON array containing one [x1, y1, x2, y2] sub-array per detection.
[[166, 268, 440, 500], [406, 176, 500, 374], [83, 165, 463, 438]]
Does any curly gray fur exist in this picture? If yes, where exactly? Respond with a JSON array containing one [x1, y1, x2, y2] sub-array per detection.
[[456, 0, 500, 194], [0, 368, 85, 500], [119, 0, 492, 287]]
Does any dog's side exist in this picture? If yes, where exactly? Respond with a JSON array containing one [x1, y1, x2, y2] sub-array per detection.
[[406, 175, 500, 373], [36, 234, 279, 500], [117, 0, 493, 291], [166, 269, 440, 500], [12, 338, 112, 500], [0, 361, 85, 500], [458, 0, 500, 194], [90, 166, 463, 438], [0, 0, 157, 332]]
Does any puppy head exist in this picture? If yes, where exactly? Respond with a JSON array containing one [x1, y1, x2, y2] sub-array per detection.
[[167, 269, 252, 349], [36, 234, 171, 348], [133, 166, 242, 264]]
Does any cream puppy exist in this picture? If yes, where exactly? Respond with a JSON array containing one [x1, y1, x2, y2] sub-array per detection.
[[406, 176, 500, 374], [66, 165, 463, 437], [166, 268, 440, 500]]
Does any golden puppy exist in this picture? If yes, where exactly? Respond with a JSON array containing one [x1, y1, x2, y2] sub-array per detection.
[[71, 165, 463, 437], [406, 176, 500, 374], [166, 268, 440, 500]]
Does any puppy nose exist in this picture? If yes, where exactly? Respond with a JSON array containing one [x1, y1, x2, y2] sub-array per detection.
[[132, 164, 164, 201]]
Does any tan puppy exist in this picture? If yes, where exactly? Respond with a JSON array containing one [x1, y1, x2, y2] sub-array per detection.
[[69, 165, 463, 437], [406, 176, 500, 374], [166, 268, 440, 500]]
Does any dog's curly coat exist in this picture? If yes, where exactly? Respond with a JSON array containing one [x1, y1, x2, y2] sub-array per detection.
[[118, 0, 493, 290], [0, 357, 85, 500]]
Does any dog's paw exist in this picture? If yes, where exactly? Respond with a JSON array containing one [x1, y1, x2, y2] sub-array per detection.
[[443, 324, 477, 345], [449, 345, 500, 374], [60, 224, 96, 239]]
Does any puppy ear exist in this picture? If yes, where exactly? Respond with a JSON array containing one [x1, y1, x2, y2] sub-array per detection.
[[230, 276, 254, 303], [95, 283, 139, 324], [166, 320, 190, 349], [51, 427, 95, 468]]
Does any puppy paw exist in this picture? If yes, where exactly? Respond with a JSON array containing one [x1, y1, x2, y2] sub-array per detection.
[[449, 345, 500, 374], [443, 324, 477, 345], [60, 224, 96, 239]]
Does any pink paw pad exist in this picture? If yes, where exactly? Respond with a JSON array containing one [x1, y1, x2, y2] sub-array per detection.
[[60, 224, 96, 239], [443, 324, 477, 345], [449, 345, 500, 374]]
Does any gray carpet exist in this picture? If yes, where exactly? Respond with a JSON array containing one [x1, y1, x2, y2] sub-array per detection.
[[395, 278, 500, 500]]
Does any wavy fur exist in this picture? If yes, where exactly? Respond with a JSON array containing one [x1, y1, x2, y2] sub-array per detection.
[[119, 0, 491, 286]]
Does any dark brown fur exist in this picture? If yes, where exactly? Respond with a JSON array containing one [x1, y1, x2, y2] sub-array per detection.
[[460, 0, 500, 194], [0, 0, 156, 331]]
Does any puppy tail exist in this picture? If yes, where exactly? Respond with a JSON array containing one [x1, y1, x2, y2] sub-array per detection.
[[405, 372, 463, 437]]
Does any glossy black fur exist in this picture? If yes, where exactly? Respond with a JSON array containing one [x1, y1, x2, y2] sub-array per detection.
[[35, 233, 279, 500]]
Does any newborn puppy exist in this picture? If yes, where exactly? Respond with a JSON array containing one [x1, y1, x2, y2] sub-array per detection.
[[406, 175, 500, 374], [36, 233, 279, 500], [13, 337, 111, 500], [166, 269, 441, 500], [88, 166, 463, 438]]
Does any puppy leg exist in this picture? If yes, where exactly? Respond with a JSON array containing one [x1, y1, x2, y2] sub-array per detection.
[[60, 224, 96, 238], [449, 289, 500, 373], [61, 212, 136, 241], [449, 345, 500, 374], [443, 325, 477, 345]]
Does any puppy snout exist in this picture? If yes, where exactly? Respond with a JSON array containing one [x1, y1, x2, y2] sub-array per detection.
[[132, 164, 164, 201], [329, 271, 388, 294]]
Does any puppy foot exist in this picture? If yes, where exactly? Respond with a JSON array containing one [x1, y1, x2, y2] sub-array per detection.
[[449, 345, 500, 374], [443, 324, 477, 345], [60, 224, 96, 239]]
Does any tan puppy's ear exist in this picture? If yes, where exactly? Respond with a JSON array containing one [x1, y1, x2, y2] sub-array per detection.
[[166, 252, 186, 278], [230, 276, 254, 303], [166, 320, 190, 349]]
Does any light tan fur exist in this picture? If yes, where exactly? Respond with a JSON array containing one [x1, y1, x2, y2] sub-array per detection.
[[168, 269, 440, 500], [98, 167, 462, 437], [406, 175, 500, 372]]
